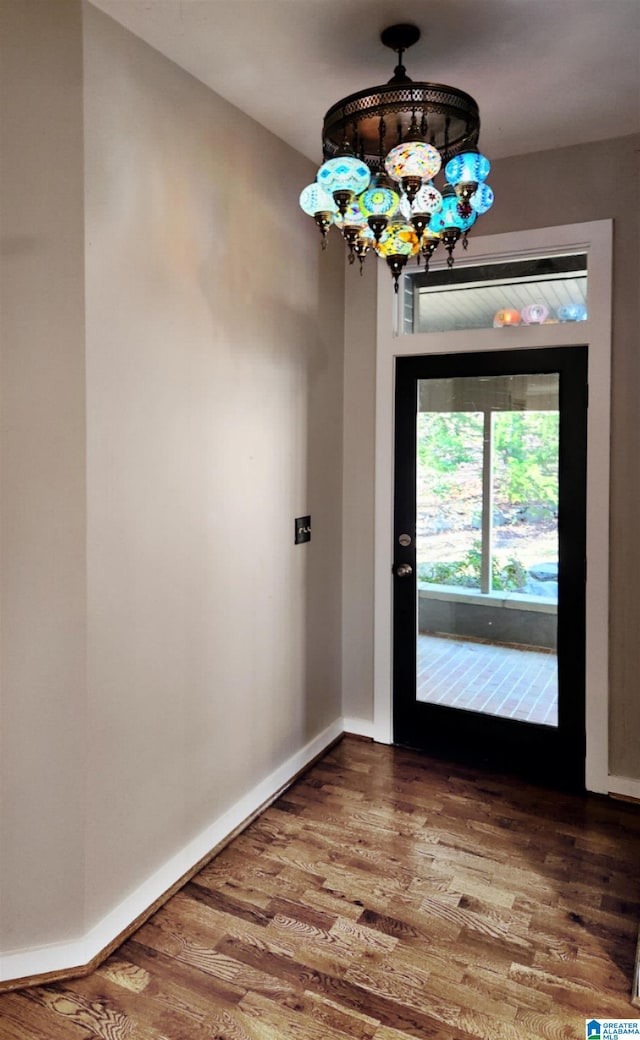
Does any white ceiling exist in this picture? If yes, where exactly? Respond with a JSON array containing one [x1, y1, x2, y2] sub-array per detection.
[[89, 0, 640, 163]]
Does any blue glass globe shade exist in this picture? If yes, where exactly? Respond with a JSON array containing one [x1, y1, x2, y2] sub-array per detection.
[[316, 155, 371, 196], [299, 183, 338, 217], [470, 183, 494, 215], [445, 150, 490, 186], [428, 190, 465, 233]]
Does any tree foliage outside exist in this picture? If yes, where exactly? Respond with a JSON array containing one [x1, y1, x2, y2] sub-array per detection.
[[493, 411, 559, 511], [417, 410, 558, 593]]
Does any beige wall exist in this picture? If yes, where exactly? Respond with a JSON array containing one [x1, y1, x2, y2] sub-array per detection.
[[342, 260, 377, 723], [0, 0, 344, 963], [342, 134, 640, 779], [82, 2, 344, 927], [0, 0, 88, 951]]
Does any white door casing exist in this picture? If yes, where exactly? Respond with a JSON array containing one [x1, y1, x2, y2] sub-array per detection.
[[373, 220, 612, 794]]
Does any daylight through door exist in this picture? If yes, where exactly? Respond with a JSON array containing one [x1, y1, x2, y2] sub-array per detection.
[[416, 372, 559, 727]]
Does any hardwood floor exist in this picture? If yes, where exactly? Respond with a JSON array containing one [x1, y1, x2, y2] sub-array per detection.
[[2, 736, 640, 1039]]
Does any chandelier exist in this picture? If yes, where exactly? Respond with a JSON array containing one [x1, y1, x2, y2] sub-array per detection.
[[299, 24, 494, 291]]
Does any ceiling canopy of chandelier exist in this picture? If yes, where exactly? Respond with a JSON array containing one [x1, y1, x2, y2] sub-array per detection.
[[299, 24, 494, 292]]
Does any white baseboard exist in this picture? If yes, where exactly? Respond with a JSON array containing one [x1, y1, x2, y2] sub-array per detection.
[[342, 716, 395, 745], [342, 715, 377, 740], [0, 718, 344, 985], [608, 774, 640, 802]]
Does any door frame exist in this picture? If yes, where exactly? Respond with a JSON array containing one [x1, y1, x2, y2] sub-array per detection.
[[372, 219, 613, 793]]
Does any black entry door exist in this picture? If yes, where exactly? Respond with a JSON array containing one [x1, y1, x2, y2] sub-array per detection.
[[393, 347, 587, 790]]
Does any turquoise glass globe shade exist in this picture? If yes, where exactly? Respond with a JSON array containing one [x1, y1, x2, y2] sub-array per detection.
[[299, 183, 338, 217], [470, 183, 494, 215], [428, 193, 464, 233], [445, 150, 490, 186], [316, 154, 371, 196]]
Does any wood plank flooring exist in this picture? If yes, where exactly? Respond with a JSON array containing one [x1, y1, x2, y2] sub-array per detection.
[[2, 737, 640, 1039]]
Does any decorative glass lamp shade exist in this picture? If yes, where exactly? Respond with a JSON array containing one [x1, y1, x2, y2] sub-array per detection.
[[335, 202, 368, 263], [420, 227, 441, 270], [428, 185, 475, 266], [411, 182, 443, 215], [445, 148, 490, 205], [521, 303, 549, 325], [557, 303, 587, 322], [316, 154, 371, 214], [445, 149, 490, 186], [470, 182, 494, 215], [399, 181, 443, 238], [353, 226, 375, 271], [299, 183, 338, 217], [335, 201, 367, 227], [359, 183, 399, 217], [428, 187, 464, 232], [384, 141, 442, 203], [374, 221, 420, 258], [493, 308, 521, 327], [374, 221, 420, 292], [299, 182, 339, 247], [397, 195, 411, 222], [358, 179, 399, 242]]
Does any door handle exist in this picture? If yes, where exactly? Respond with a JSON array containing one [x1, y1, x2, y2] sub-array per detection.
[[395, 563, 413, 578]]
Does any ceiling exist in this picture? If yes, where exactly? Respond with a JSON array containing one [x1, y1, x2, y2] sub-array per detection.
[[88, 0, 640, 164]]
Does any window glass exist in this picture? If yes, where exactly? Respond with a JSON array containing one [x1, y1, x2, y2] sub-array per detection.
[[417, 374, 559, 602], [403, 254, 587, 335]]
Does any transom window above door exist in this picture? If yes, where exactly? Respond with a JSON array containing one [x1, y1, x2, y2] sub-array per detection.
[[402, 253, 588, 334]]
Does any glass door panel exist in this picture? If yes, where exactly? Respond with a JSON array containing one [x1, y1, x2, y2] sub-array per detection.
[[416, 374, 559, 728], [393, 347, 587, 790]]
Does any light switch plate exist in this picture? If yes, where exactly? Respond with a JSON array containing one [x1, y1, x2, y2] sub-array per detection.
[[295, 515, 311, 544]]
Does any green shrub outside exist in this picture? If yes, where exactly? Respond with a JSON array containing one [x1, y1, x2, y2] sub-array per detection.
[[417, 540, 528, 592]]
